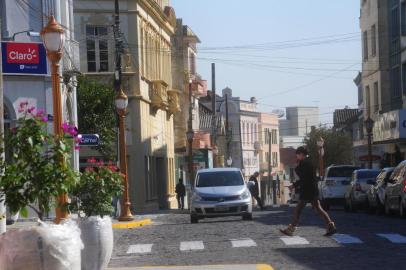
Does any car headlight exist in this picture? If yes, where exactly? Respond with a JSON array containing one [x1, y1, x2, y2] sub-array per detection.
[[240, 190, 251, 200], [192, 193, 202, 201]]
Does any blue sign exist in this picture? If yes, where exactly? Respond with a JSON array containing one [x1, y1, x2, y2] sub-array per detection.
[[1, 42, 48, 75], [79, 134, 100, 146]]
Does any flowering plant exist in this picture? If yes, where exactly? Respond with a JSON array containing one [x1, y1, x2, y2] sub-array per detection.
[[67, 158, 124, 217], [0, 102, 80, 220]]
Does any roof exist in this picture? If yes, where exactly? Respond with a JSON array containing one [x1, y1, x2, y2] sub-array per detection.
[[197, 168, 241, 173], [333, 108, 360, 127]]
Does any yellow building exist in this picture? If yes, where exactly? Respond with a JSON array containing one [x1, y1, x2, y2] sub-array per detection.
[[74, 0, 179, 210]]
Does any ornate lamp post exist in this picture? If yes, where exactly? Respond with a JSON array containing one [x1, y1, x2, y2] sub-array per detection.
[[115, 89, 134, 221], [41, 15, 67, 223], [317, 137, 325, 178], [365, 117, 375, 169]]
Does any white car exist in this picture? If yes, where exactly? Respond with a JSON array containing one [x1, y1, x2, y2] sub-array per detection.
[[319, 165, 360, 210], [190, 168, 253, 223]]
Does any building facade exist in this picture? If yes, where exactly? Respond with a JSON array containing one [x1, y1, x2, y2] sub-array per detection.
[[74, 0, 178, 210], [1, 0, 79, 220], [258, 113, 280, 176], [279, 106, 319, 148]]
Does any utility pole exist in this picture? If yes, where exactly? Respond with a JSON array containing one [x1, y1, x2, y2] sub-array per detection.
[[0, 15, 6, 234], [225, 93, 230, 162], [269, 130, 277, 205], [187, 78, 194, 186], [211, 63, 216, 167]]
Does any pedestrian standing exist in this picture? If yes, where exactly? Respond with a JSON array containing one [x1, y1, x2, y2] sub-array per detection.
[[175, 179, 186, 210], [249, 172, 264, 210], [280, 147, 336, 236]]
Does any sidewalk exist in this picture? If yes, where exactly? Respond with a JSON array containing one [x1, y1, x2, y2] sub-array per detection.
[[108, 264, 273, 270], [5, 214, 153, 230]]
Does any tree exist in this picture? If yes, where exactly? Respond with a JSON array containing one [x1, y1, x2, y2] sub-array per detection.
[[77, 76, 117, 160], [304, 127, 353, 172]]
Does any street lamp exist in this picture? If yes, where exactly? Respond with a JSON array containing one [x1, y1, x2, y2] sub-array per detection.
[[365, 117, 375, 169], [115, 89, 133, 221], [41, 15, 67, 224], [317, 137, 325, 178]]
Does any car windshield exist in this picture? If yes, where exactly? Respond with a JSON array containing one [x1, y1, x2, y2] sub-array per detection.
[[196, 171, 244, 187], [327, 167, 359, 177], [357, 170, 380, 179]]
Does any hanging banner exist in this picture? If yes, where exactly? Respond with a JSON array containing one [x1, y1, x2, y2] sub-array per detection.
[[1, 42, 48, 75]]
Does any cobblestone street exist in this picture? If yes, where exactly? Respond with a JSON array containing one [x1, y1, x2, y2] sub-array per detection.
[[109, 206, 406, 270]]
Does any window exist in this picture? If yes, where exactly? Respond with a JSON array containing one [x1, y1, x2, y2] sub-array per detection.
[[371, 25, 376, 56], [365, 86, 371, 115], [86, 25, 110, 72], [358, 85, 363, 105], [264, 128, 270, 144], [272, 152, 278, 167], [265, 152, 270, 162], [373, 82, 379, 113], [363, 30, 368, 61], [270, 129, 278, 144], [392, 66, 401, 98], [189, 53, 196, 75]]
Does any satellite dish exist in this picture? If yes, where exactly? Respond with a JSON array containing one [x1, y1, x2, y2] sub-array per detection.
[[272, 109, 285, 118]]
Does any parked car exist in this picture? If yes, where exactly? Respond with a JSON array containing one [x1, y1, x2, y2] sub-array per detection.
[[384, 161, 406, 218], [344, 169, 380, 212], [366, 167, 394, 214], [190, 168, 253, 223], [319, 165, 360, 210]]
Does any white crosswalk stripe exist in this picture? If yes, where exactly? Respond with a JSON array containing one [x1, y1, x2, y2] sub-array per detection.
[[377, 234, 406, 244], [126, 244, 153, 254], [280, 236, 309, 245], [332, 234, 363, 244], [180, 241, 205, 251], [231, 238, 257, 248]]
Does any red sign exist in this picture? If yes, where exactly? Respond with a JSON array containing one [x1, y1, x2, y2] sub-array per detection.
[[6, 43, 39, 64]]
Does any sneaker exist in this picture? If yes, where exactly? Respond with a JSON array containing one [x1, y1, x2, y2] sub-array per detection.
[[324, 222, 337, 236], [280, 224, 296, 236]]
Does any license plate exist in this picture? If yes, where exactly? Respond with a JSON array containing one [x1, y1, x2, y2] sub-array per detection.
[[215, 206, 229, 212]]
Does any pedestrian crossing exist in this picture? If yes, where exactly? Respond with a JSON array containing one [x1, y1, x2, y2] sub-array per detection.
[[125, 233, 406, 255]]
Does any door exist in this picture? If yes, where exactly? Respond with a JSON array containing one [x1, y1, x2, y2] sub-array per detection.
[[156, 157, 168, 209]]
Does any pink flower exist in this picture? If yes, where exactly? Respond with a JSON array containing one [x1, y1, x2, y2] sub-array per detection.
[[74, 145, 80, 150], [97, 160, 104, 167], [41, 117, 48, 122], [62, 122, 70, 133], [36, 108, 45, 117], [85, 167, 94, 172], [87, 157, 97, 164], [27, 107, 35, 114], [75, 137, 82, 143], [18, 108, 24, 113], [68, 126, 78, 136]]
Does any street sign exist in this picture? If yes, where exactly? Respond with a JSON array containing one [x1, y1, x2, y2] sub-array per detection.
[[79, 134, 99, 146], [1, 42, 48, 75]]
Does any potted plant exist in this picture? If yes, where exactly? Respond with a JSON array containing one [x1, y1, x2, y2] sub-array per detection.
[[0, 102, 82, 269], [68, 158, 124, 270]]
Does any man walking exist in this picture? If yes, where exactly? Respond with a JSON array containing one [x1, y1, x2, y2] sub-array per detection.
[[175, 179, 186, 210], [280, 147, 336, 236], [249, 172, 264, 210]]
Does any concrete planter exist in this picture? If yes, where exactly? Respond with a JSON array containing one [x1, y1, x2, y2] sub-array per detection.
[[79, 216, 113, 270]]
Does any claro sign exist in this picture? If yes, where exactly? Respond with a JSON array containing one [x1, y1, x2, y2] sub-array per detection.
[[1, 42, 47, 75]]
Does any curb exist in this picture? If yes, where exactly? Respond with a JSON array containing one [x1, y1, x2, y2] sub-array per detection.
[[112, 218, 152, 229], [107, 264, 273, 270]]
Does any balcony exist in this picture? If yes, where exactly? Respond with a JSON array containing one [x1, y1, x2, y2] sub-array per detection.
[[167, 89, 181, 115], [191, 74, 208, 97], [150, 80, 168, 112]]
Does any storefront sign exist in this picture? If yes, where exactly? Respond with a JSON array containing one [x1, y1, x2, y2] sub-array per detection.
[[1, 42, 47, 75], [79, 134, 99, 146], [373, 109, 406, 142]]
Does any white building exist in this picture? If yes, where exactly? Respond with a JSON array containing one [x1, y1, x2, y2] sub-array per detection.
[[279, 106, 319, 148]]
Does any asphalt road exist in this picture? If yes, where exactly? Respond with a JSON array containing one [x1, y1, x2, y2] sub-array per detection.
[[109, 206, 406, 270]]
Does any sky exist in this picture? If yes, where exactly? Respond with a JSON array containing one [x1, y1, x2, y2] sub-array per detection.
[[170, 0, 361, 125]]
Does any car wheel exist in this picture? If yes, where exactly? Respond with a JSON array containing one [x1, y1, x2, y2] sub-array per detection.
[[190, 215, 199, 224], [385, 198, 391, 216], [399, 200, 406, 219], [242, 213, 253, 221]]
